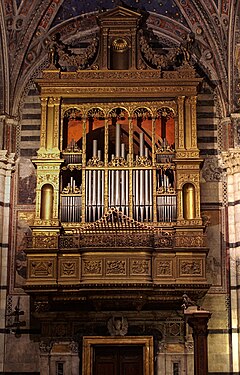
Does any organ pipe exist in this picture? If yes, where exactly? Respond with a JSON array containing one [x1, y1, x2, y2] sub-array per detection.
[[61, 117, 177, 223]]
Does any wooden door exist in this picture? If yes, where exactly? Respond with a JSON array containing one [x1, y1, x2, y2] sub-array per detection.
[[93, 345, 143, 375]]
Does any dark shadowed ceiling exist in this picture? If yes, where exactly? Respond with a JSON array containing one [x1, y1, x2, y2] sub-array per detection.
[[0, 0, 239, 117]]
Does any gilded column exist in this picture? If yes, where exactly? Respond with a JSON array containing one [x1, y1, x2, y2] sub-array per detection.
[[104, 119, 109, 212], [39, 98, 48, 152], [81, 118, 87, 222], [185, 97, 192, 149], [152, 118, 157, 222], [190, 96, 197, 149], [129, 118, 133, 218], [53, 97, 61, 149], [177, 96, 185, 150], [46, 97, 54, 150]]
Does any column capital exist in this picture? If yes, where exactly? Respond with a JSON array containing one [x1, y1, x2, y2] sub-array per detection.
[[184, 306, 211, 375], [184, 307, 212, 336], [222, 148, 240, 175], [0, 150, 15, 172]]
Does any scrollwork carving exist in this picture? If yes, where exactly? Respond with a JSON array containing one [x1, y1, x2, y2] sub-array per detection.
[[48, 33, 99, 70], [83, 260, 102, 274], [131, 260, 150, 274], [222, 149, 240, 174], [180, 260, 202, 275], [156, 261, 172, 276], [202, 156, 223, 181], [175, 234, 204, 247], [87, 156, 104, 167], [32, 235, 58, 249], [106, 260, 126, 275], [133, 156, 151, 167]]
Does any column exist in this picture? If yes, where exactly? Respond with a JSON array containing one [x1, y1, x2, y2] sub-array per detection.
[[222, 149, 240, 373], [0, 151, 15, 372], [39, 341, 52, 375], [184, 307, 211, 375], [177, 96, 185, 150]]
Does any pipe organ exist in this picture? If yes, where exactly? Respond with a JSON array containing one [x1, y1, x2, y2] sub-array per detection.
[[25, 6, 209, 318], [60, 107, 177, 224]]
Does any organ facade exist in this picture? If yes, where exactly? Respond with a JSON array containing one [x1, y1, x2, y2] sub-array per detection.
[[24, 6, 210, 375]]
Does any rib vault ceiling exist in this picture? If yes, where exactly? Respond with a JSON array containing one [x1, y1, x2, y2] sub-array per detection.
[[0, 0, 239, 117]]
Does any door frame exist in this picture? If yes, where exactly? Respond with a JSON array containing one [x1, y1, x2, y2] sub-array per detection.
[[82, 336, 154, 375]]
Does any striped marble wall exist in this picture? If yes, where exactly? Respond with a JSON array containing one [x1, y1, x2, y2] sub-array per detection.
[[197, 91, 218, 156], [20, 86, 41, 158]]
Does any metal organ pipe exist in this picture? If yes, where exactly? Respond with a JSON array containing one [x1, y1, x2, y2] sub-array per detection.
[[115, 124, 121, 208], [115, 123, 121, 157], [93, 139, 97, 157], [144, 147, 149, 221], [97, 150, 102, 218], [132, 133, 153, 222], [121, 143, 126, 211]]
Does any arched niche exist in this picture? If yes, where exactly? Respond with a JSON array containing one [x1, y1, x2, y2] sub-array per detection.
[[182, 183, 196, 220], [40, 184, 54, 220]]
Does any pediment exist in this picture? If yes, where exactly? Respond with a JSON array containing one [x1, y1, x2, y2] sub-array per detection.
[[97, 5, 141, 22]]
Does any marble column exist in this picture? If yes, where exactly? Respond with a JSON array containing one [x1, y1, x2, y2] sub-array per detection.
[[0, 150, 15, 372], [222, 149, 240, 373], [184, 307, 211, 375]]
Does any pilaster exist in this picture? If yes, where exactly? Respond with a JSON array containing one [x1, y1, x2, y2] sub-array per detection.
[[0, 150, 15, 372], [222, 148, 240, 373]]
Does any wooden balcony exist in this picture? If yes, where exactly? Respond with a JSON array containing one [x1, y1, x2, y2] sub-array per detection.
[[24, 210, 210, 311]]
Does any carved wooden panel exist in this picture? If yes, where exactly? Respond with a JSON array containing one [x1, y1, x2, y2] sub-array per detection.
[[58, 257, 79, 281], [177, 256, 205, 278], [28, 257, 56, 281]]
